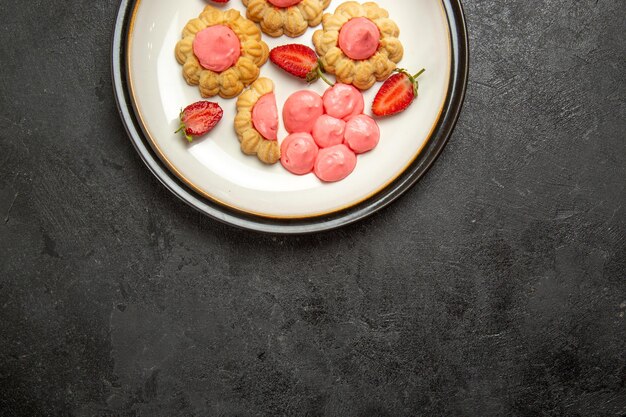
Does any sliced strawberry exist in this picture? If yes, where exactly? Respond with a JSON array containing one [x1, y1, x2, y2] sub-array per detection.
[[175, 101, 223, 142], [372, 69, 425, 117], [270, 44, 320, 81], [209, 0, 229, 3]]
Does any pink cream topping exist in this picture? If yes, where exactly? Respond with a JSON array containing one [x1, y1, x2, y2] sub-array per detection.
[[314, 144, 357, 182], [283, 90, 324, 134], [252, 93, 278, 141], [312, 115, 346, 148], [267, 0, 302, 7], [344, 115, 380, 154], [338, 17, 380, 61], [280, 133, 319, 175], [322, 83, 365, 120], [192, 25, 241, 73]]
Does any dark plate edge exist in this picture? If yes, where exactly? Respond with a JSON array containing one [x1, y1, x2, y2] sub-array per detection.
[[111, 0, 469, 235]]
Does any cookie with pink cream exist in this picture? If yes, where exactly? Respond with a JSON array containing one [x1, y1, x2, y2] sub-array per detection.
[[313, 1, 403, 90], [235, 78, 281, 164], [175, 6, 269, 99], [243, 0, 331, 38]]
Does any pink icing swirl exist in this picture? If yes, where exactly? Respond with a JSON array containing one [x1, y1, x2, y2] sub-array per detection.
[[314, 144, 357, 182], [283, 90, 324, 134], [344, 115, 380, 154], [338, 17, 380, 61], [322, 83, 365, 120], [192, 25, 241, 73], [267, 0, 302, 7], [312, 115, 346, 148], [280, 133, 319, 175], [252, 93, 278, 141]]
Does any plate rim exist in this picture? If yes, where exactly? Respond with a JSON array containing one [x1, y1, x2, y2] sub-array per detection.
[[111, 0, 469, 235]]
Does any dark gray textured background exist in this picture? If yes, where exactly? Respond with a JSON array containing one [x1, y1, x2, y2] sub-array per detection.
[[1, 0, 625, 415]]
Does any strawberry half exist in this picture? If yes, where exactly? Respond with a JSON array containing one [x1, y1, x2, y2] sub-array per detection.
[[372, 69, 425, 117], [175, 101, 223, 142], [270, 44, 328, 83]]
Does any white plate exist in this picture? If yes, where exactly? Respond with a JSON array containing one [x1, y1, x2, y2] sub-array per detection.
[[127, 0, 452, 218]]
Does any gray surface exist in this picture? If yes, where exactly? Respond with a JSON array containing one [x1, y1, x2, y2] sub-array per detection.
[[1, 0, 625, 416]]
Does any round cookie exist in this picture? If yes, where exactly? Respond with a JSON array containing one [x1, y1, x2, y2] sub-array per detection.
[[175, 6, 269, 99], [313, 1, 404, 90], [243, 0, 331, 38]]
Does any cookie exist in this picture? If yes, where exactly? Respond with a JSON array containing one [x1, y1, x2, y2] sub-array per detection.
[[243, 0, 331, 38], [313, 1, 403, 90], [175, 6, 269, 99], [234, 78, 281, 164]]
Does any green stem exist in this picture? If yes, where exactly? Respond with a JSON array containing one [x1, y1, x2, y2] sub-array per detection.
[[413, 68, 426, 79], [175, 122, 193, 142], [317, 66, 335, 87]]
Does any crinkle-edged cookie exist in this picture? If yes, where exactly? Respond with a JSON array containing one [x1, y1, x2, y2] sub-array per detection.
[[243, 0, 331, 38], [175, 6, 269, 99], [313, 1, 403, 90], [234, 78, 281, 164]]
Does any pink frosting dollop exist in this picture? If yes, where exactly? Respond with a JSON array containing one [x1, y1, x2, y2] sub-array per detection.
[[338, 17, 380, 61], [280, 133, 319, 175], [283, 90, 324, 133], [192, 25, 241, 72], [267, 0, 301, 7], [312, 115, 346, 148], [252, 93, 278, 141], [314, 144, 357, 182], [322, 83, 365, 120], [344, 115, 380, 154]]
